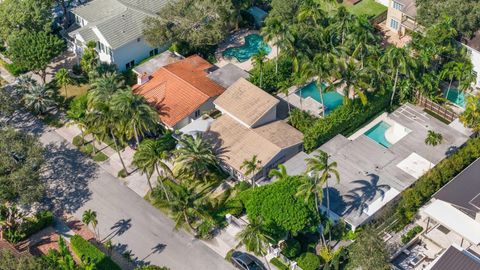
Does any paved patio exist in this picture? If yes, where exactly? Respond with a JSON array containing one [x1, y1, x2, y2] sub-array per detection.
[[377, 20, 412, 48]]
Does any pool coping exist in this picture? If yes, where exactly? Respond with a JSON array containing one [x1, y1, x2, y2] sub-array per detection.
[[348, 112, 388, 140]]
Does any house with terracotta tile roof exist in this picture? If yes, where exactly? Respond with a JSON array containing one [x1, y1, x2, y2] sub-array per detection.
[[133, 55, 225, 129], [204, 78, 304, 182]]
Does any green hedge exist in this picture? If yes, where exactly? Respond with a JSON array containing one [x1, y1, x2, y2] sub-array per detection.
[[270, 257, 289, 270], [290, 94, 390, 152], [296, 252, 321, 270], [282, 238, 301, 259], [70, 235, 121, 270], [23, 211, 54, 238], [396, 138, 480, 226], [401, 225, 423, 244]]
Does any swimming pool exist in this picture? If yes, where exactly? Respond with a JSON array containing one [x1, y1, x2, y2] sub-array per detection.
[[444, 89, 466, 108], [364, 121, 392, 148], [296, 82, 344, 114], [222, 34, 271, 62]]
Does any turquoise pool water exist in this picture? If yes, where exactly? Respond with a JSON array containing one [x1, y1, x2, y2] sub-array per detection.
[[222, 34, 271, 62], [296, 82, 344, 114], [364, 121, 392, 148], [445, 89, 466, 108]]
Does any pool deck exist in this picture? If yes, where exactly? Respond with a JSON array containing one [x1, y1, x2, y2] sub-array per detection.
[[215, 29, 278, 72], [282, 103, 471, 229]]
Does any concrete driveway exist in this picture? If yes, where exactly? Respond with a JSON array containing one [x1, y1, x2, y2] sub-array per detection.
[[6, 103, 234, 269]]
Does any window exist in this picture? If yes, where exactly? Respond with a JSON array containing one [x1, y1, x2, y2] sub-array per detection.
[[137, 37, 141, 42], [392, 1, 403, 10], [194, 110, 201, 118], [149, 48, 159, 57], [390, 18, 399, 30], [125, 60, 135, 70]]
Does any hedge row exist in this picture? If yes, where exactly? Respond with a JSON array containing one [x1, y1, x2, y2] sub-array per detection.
[[401, 225, 423, 244], [290, 94, 390, 152], [0, 58, 27, 76], [396, 138, 480, 226], [23, 211, 54, 238], [70, 235, 121, 270]]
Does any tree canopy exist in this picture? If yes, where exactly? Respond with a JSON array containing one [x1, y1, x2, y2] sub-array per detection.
[[346, 226, 391, 270], [0, 128, 46, 204], [7, 31, 65, 83], [416, 0, 480, 38], [0, 0, 53, 42], [143, 0, 234, 48], [240, 176, 319, 236]]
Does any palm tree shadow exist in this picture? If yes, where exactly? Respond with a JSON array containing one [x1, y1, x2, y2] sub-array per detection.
[[344, 174, 390, 216], [101, 218, 132, 242], [140, 243, 167, 262]]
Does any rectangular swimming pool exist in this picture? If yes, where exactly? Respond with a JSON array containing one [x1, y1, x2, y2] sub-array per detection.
[[364, 121, 392, 148], [296, 82, 343, 114], [444, 89, 466, 108]]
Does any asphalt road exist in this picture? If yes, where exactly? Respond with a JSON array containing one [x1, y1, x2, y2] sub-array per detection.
[[7, 106, 234, 269]]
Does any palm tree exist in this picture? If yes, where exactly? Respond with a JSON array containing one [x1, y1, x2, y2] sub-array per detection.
[[55, 68, 72, 97], [22, 84, 56, 115], [240, 155, 262, 188], [262, 18, 282, 74], [236, 216, 273, 270], [133, 138, 173, 200], [82, 209, 98, 238], [425, 130, 443, 146], [252, 48, 268, 88], [88, 72, 124, 110], [350, 16, 379, 68], [67, 93, 89, 143], [312, 53, 335, 117], [110, 89, 158, 146], [381, 46, 411, 107], [278, 80, 292, 114], [160, 184, 211, 234], [268, 164, 289, 181], [81, 41, 99, 76], [332, 6, 355, 46], [174, 134, 218, 182], [333, 59, 368, 105], [460, 93, 480, 134]]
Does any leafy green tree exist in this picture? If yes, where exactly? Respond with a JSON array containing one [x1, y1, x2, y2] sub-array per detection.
[[332, 6, 355, 46], [347, 226, 391, 270], [143, 0, 234, 49], [21, 83, 56, 115], [133, 138, 174, 199], [7, 31, 65, 84], [110, 89, 158, 146], [425, 130, 443, 146], [82, 209, 99, 239], [0, 128, 45, 204], [268, 164, 289, 181], [88, 72, 124, 109], [0, 248, 50, 270], [240, 176, 319, 236], [44, 236, 78, 270], [0, 0, 53, 42], [333, 59, 368, 105], [173, 134, 219, 183], [460, 93, 480, 134], [0, 87, 16, 124], [381, 46, 412, 106], [55, 68, 72, 97], [236, 216, 273, 270], [81, 41, 99, 77], [240, 155, 262, 188]]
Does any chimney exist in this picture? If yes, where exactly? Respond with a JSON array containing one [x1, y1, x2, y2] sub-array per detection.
[[137, 72, 150, 85]]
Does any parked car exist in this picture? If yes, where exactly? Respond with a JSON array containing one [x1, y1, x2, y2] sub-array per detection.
[[231, 252, 265, 270]]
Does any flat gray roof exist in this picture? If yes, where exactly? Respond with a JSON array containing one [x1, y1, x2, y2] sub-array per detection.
[[207, 64, 250, 88], [283, 103, 470, 228], [132, 51, 183, 76]]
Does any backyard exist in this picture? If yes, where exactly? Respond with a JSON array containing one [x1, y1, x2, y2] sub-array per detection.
[[343, 0, 388, 18]]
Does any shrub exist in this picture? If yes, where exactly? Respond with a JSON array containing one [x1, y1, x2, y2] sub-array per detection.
[[93, 152, 109, 162], [296, 252, 321, 270], [270, 257, 289, 270], [70, 235, 121, 270], [80, 144, 94, 155], [72, 135, 84, 147], [225, 249, 235, 261], [22, 211, 54, 237], [396, 138, 480, 226], [290, 94, 390, 152], [401, 225, 423, 244], [249, 56, 293, 93], [117, 169, 127, 178], [72, 64, 82, 75], [282, 238, 301, 259]]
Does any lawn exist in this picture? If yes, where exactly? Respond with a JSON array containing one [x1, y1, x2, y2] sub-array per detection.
[[58, 83, 90, 98], [344, 0, 387, 18]]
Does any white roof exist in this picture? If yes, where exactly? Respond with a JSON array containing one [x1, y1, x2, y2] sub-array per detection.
[[397, 153, 434, 179], [363, 187, 400, 216], [424, 200, 480, 245]]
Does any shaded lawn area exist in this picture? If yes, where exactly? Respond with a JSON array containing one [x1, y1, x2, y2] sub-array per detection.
[[344, 0, 387, 18], [59, 83, 90, 98]]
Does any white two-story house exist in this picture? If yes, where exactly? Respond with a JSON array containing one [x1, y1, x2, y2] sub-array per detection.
[[68, 0, 171, 71]]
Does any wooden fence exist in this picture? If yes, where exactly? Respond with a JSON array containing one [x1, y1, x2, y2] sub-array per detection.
[[415, 92, 458, 123], [371, 10, 388, 25]]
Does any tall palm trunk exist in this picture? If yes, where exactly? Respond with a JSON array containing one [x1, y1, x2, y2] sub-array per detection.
[[133, 123, 140, 146], [110, 128, 128, 174], [446, 77, 453, 101], [325, 179, 332, 243], [259, 64, 263, 88], [275, 45, 279, 74], [390, 68, 399, 107], [286, 92, 291, 114], [155, 165, 170, 201], [184, 210, 195, 232]]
